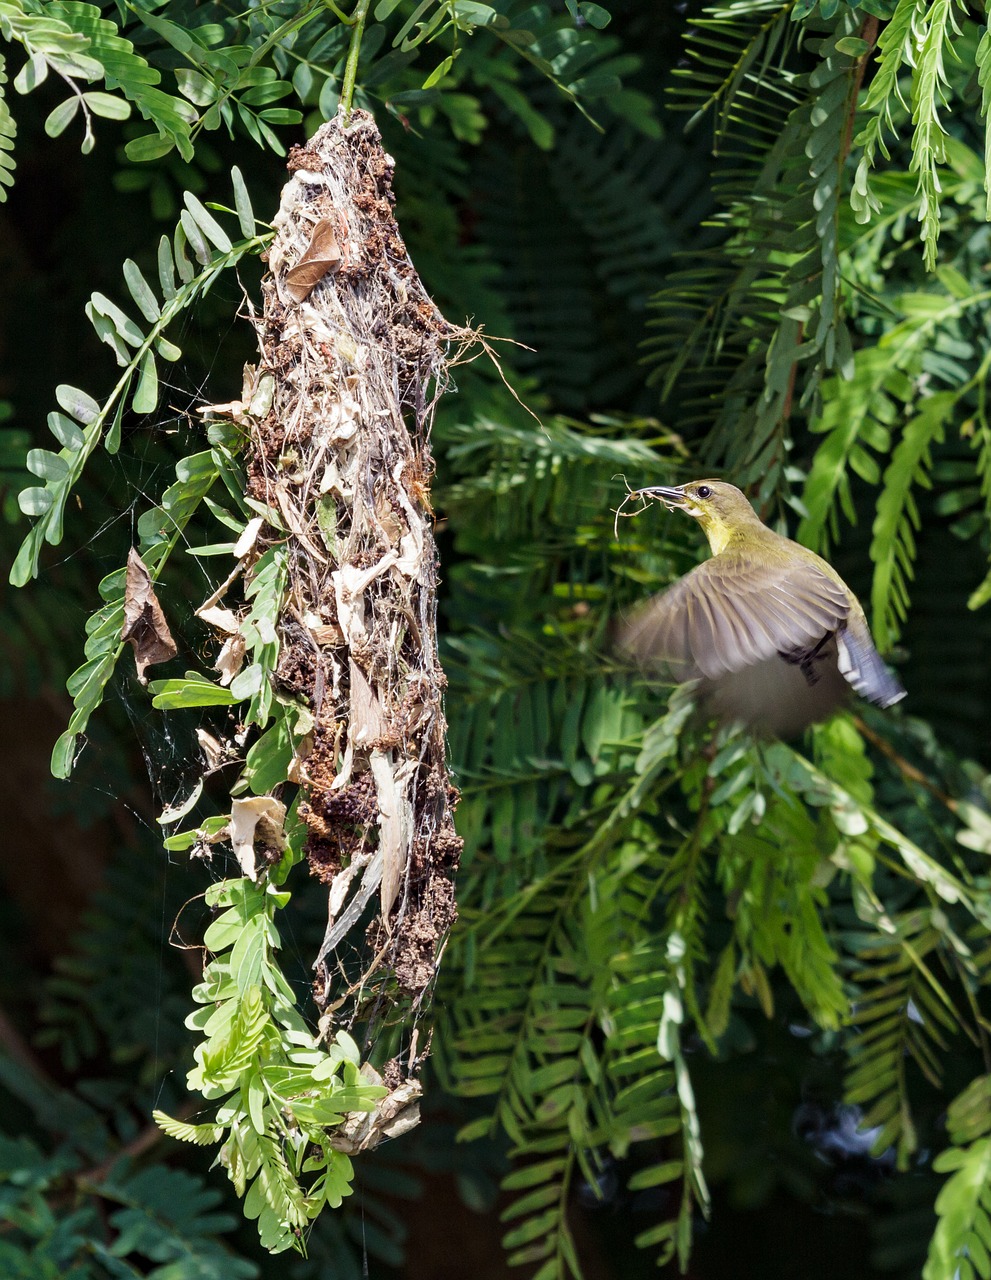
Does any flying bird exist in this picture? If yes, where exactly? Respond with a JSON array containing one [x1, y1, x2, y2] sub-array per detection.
[[618, 480, 905, 738]]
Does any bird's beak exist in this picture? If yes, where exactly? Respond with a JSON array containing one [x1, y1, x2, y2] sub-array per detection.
[[634, 485, 688, 509]]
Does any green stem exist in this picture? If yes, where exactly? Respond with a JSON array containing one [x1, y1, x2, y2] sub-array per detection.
[[340, 0, 372, 121]]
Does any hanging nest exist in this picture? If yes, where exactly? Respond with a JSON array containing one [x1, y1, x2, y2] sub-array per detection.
[[237, 110, 466, 1053]]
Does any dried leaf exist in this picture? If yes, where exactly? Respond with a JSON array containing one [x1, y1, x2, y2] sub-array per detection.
[[308, 622, 345, 647], [369, 748, 412, 927], [284, 217, 342, 303], [287, 730, 314, 784], [350, 660, 388, 746], [214, 633, 247, 686], [121, 548, 178, 684], [196, 604, 240, 634], [195, 400, 246, 420], [196, 728, 225, 770], [229, 796, 287, 881], [328, 1068, 422, 1154]]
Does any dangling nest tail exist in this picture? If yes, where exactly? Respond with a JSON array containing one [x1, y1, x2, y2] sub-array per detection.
[[242, 110, 467, 1053]]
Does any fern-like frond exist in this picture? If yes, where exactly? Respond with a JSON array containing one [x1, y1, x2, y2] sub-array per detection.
[[605, 932, 700, 1272], [0, 53, 15, 201], [845, 914, 960, 1169], [870, 390, 954, 650], [927, 1141, 991, 1280], [648, 16, 863, 505], [671, 0, 799, 146], [851, 0, 925, 225], [908, 0, 962, 269]]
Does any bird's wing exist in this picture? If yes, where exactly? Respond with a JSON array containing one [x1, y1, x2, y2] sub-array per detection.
[[619, 552, 851, 681]]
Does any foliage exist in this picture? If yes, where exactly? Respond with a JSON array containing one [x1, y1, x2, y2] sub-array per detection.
[[0, 1051, 257, 1280], [6, 1, 991, 1279], [154, 873, 387, 1255], [437, 411, 991, 1275]]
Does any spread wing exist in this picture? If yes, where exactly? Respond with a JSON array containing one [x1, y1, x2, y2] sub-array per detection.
[[618, 552, 852, 681]]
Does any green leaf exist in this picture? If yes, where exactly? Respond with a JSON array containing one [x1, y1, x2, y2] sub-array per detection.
[[123, 259, 161, 322], [157, 235, 177, 300], [131, 5, 196, 55], [90, 292, 145, 347], [82, 90, 130, 120], [231, 165, 255, 239], [50, 729, 79, 779], [149, 674, 239, 708], [180, 208, 212, 265], [155, 335, 182, 362], [18, 486, 54, 516], [125, 132, 176, 162], [258, 108, 303, 125], [132, 350, 159, 414], [183, 190, 233, 252], [153, 1110, 224, 1145], [243, 716, 294, 795], [47, 412, 84, 450], [26, 449, 68, 481], [45, 97, 80, 138]]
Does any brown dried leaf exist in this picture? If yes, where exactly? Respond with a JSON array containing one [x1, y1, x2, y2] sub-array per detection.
[[350, 660, 388, 746], [195, 605, 240, 634], [370, 748, 411, 927], [284, 217, 342, 303], [121, 548, 177, 684], [230, 796, 287, 881], [308, 622, 345, 647], [195, 400, 246, 420], [214, 633, 247, 687], [196, 729, 226, 771], [287, 730, 314, 784], [328, 1067, 422, 1154]]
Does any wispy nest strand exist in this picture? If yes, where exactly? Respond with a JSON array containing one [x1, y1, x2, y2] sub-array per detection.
[[249, 110, 463, 1046]]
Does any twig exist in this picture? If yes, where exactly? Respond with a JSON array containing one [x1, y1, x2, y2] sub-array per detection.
[[81, 1101, 199, 1184], [0, 1003, 57, 1086], [853, 714, 958, 812], [340, 0, 371, 121]]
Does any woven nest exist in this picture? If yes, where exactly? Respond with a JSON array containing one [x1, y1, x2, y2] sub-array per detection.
[[240, 110, 465, 1050]]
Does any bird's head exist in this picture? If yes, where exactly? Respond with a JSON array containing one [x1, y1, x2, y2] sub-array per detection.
[[634, 479, 760, 554]]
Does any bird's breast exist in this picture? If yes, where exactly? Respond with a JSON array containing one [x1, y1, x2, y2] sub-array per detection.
[[699, 637, 849, 738]]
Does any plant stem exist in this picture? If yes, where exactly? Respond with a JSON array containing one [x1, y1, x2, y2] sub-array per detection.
[[340, 0, 372, 121]]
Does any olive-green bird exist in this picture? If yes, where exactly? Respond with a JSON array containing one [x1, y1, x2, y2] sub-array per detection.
[[619, 479, 905, 738]]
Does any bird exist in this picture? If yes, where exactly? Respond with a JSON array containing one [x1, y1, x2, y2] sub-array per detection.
[[618, 479, 905, 738]]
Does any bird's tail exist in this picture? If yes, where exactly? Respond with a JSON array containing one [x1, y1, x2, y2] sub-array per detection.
[[836, 623, 905, 708]]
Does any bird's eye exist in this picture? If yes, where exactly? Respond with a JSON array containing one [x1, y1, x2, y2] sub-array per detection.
[[696, 485, 711, 499]]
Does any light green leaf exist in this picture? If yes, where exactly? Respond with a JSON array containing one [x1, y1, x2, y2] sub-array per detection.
[[18, 486, 54, 516], [133, 350, 159, 414], [231, 165, 255, 239], [153, 1110, 224, 1145], [26, 448, 68, 481], [82, 91, 130, 120], [47, 412, 84, 451], [50, 729, 79, 779], [44, 97, 79, 138], [123, 259, 161, 322], [183, 190, 233, 252], [89, 292, 145, 347], [155, 335, 182, 362]]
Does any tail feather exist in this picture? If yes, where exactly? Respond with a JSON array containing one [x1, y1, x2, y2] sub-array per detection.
[[836, 623, 905, 708]]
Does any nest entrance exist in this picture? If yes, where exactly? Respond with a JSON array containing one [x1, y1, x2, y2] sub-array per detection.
[[244, 110, 464, 1059]]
